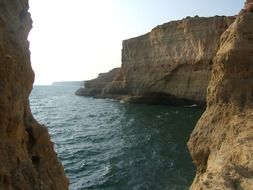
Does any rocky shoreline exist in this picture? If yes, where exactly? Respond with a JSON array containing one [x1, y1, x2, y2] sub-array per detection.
[[188, 1, 253, 188], [1, 0, 252, 189], [77, 1, 253, 189], [76, 16, 235, 106]]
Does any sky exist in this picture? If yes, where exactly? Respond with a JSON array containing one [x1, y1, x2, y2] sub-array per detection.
[[28, 0, 245, 85]]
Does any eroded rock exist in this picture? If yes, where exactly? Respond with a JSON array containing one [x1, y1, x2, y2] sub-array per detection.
[[75, 68, 121, 97], [78, 16, 235, 105], [188, 5, 253, 190], [0, 1, 68, 189], [245, 0, 253, 12]]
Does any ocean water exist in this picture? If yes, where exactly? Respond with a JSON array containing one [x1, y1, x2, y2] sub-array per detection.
[[29, 85, 204, 190]]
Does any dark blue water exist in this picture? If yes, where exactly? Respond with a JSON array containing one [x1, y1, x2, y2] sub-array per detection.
[[29, 85, 203, 190]]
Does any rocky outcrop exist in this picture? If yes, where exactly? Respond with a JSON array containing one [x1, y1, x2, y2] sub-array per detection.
[[78, 16, 235, 105], [245, 0, 253, 12], [188, 2, 253, 189], [75, 68, 121, 97], [0, 1, 68, 189]]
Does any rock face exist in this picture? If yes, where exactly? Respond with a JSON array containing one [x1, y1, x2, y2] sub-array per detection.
[[0, 1, 68, 190], [75, 68, 121, 97], [78, 16, 235, 105], [245, 0, 253, 12], [188, 5, 253, 189]]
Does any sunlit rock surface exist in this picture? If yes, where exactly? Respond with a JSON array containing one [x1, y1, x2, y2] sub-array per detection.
[[75, 68, 121, 97], [0, 1, 68, 189], [78, 16, 235, 105], [188, 4, 253, 189]]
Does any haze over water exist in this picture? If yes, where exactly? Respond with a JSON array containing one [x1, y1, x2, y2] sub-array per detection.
[[29, 85, 203, 190]]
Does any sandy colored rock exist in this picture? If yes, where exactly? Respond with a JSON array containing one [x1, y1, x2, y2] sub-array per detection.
[[188, 8, 253, 190], [79, 16, 235, 105], [245, 0, 253, 12], [75, 68, 121, 97], [0, 1, 68, 189]]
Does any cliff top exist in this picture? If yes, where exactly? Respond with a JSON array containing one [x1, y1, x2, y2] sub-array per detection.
[[123, 15, 235, 43]]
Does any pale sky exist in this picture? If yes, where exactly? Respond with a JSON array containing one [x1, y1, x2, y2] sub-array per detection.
[[28, 0, 244, 85]]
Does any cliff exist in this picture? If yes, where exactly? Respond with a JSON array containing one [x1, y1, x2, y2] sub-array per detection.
[[0, 1, 68, 190], [77, 16, 235, 105], [75, 68, 121, 97], [188, 1, 253, 189]]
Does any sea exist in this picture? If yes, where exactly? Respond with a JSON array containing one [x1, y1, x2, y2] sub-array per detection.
[[29, 85, 204, 190]]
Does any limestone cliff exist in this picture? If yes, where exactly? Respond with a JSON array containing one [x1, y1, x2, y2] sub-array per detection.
[[188, 1, 253, 189], [0, 1, 68, 189], [75, 68, 121, 97], [77, 16, 235, 105]]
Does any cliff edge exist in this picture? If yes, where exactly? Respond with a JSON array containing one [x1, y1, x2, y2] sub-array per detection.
[[77, 16, 235, 105], [188, 1, 253, 189], [0, 1, 68, 189]]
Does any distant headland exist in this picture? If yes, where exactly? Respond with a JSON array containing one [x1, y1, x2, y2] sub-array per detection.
[[52, 81, 84, 87]]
